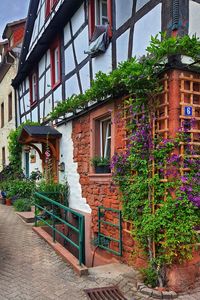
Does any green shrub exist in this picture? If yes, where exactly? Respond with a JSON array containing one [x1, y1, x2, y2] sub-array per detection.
[[36, 180, 69, 206], [6, 179, 36, 199], [13, 198, 32, 212], [141, 266, 158, 288]]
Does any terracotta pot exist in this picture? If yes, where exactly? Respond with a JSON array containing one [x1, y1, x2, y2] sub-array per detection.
[[6, 198, 11, 206]]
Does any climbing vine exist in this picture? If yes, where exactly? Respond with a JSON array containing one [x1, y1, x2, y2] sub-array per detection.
[[111, 114, 200, 285], [47, 33, 200, 286], [8, 121, 39, 174], [49, 33, 200, 121]]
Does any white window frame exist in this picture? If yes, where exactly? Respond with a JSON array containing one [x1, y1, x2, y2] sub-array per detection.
[[54, 47, 60, 84], [100, 117, 111, 158], [32, 73, 37, 102], [95, 0, 108, 25]]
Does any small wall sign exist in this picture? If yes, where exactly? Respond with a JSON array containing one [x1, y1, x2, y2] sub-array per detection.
[[184, 106, 193, 116]]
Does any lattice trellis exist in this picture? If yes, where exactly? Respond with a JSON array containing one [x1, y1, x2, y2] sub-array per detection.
[[179, 73, 200, 175], [121, 70, 200, 257]]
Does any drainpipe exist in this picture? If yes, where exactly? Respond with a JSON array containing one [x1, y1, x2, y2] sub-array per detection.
[[172, 0, 179, 35]]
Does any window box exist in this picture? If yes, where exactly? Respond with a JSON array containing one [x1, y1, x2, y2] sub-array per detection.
[[95, 165, 110, 174]]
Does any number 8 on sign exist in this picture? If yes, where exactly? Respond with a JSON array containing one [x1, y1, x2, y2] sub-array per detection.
[[184, 106, 192, 116]]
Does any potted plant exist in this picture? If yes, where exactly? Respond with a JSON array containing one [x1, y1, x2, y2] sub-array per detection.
[[30, 153, 36, 163], [91, 156, 110, 174]]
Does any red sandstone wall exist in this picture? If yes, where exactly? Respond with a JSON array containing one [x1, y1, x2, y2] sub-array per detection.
[[72, 99, 137, 266]]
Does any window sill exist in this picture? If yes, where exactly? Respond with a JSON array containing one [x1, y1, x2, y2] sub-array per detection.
[[88, 173, 112, 182]]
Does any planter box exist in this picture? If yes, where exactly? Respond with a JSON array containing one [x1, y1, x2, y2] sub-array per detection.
[[95, 165, 110, 174]]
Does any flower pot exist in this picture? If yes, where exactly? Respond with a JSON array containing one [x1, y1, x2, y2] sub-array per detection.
[[6, 198, 11, 206], [95, 165, 110, 174]]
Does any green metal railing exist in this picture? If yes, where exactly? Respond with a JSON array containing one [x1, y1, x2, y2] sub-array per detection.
[[34, 192, 85, 265], [98, 206, 122, 256]]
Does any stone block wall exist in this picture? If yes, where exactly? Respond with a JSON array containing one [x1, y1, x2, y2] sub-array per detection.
[[72, 98, 137, 265]]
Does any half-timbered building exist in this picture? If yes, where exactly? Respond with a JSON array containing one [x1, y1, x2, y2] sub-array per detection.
[[12, 0, 200, 286], [0, 19, 26, 171]]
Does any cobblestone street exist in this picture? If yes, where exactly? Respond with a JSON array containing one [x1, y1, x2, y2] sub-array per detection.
[[0, 204, 199, 300]]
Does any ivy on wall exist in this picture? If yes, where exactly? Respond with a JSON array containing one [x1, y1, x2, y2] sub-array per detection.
[[8, 121, 39, 174], [49, 33, 200, 121]]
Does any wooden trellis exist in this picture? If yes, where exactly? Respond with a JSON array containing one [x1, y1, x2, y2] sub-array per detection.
[[179, 73, 200, 175], [122, 70, 200, 257]]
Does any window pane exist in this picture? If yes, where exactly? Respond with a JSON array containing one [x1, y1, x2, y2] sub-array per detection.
[[54, 47, 59, 83], [100, 118, 111, 158], [101, 1, 108, 24], [102, 2, 107, 17]]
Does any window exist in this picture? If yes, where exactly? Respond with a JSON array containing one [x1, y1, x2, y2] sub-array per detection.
[[8, 93, 12, 121], [45, 0, 59, 18], [2, 147, 5, 168], [29, 71, 38, 106], [1, 102, 4, 128], [96, 0, 108, 25], [89, 0, 112, 39], [100, 118, 111, 158], [89, 103, 114, 177], [50, 38, 61, 89]]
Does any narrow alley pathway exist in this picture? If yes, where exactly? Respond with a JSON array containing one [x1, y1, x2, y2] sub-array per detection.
[[0, 204, 199, 300], [0, 204, 140, 300]]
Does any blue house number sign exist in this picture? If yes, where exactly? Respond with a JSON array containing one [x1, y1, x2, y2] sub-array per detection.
[[184, 106, 193, 116]]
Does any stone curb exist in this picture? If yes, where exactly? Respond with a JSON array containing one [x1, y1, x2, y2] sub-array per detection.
[[137, 282, 178, 299]]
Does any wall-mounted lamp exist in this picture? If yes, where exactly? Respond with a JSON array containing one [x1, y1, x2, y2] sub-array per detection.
[[58, 162, 65, 172]]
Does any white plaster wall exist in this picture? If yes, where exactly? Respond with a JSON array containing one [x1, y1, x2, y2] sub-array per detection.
[[79, 63, 90, 92], [31, 107, 38, 122], [64, 23, 71, 46], [19, 84, 23, 97], [28, 0, 63, 57], [0, 64, 16, 170], [40, 101, 44, 121], [39, 54, 46, 77], [21, 116, 26, 123], [39, 2, 45, 32], [46, 50, 50, 67], [65, 75, 80, 98], [115, 0, 133, 29], [136, 0, 150, 11], [116, 29, 130, 64], [64, 45, 76, 74], [39, 76, 45, 98], [45, 69, 51, 94], [53, 85, 62, 103], [44, 96, 52, 117], [58, 122, 91, 213], [132, 4, 161, 57], [189, 0, 200, 37], [92, 43, 112, 76], [20, 98, 25, 115], [74, 27, 88, 64], [71, 3, 85, 35], [24, 93, 30, 112]]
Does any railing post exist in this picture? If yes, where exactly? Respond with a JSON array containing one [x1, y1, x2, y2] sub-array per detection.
[[52, 204, 56, 243], [98, 207, 101, 246], [79, 216, 83, 265], [119, 211, 122, 256], [35, 204, 37, 227]]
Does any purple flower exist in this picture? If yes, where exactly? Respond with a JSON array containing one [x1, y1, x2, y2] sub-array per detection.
[[181, 176, 188, 183]]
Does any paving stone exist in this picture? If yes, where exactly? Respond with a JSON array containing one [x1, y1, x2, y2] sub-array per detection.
[[0, 205, 199, 300]]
